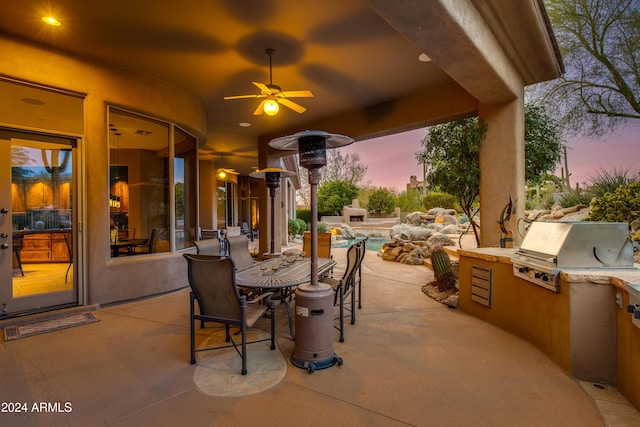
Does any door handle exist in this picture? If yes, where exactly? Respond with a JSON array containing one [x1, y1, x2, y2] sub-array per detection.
[[0, 233, 7, 238], [0, 208, 8, 214], [1, 243, 9, 249]]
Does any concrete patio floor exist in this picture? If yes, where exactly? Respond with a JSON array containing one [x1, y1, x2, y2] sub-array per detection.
[[1, 245, 639, 426]]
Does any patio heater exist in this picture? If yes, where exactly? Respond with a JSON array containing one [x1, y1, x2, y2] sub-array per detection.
[[249, 167, 296, 258], [269, 130, 353, 372]]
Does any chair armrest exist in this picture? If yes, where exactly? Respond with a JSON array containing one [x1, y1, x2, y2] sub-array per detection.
[[247, 291, 274, 305]]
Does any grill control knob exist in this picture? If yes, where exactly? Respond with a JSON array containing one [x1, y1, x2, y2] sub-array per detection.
[[636, 311, 640, 320], [534, 272, 542, 279], [628, 304, 636, 314], [518, 267, 529, 273], [541, 274, 550, 282]]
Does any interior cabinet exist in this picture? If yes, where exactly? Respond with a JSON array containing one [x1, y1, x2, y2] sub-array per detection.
[[21, 232, 71, 263]]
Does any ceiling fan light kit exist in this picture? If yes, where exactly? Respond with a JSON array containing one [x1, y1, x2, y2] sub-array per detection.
[[224, 48, 313, 116], [263, 98, 279, 116]]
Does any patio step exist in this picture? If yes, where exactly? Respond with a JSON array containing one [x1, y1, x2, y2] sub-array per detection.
[[424, 245, 459, 270]]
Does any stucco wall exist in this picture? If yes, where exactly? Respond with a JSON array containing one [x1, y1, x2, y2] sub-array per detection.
[[1, 35, 207, 305], [457, 249, 572, 374]]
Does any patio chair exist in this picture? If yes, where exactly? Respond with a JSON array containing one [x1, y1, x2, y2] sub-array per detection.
[[194, 237, 222, 256], [355, 237, 368, 309], [240, 222, 256, 242], [303, 231, 332, 258], [226, 235, 256, 269], [183, 254, 275, 375], [320, 242, 360, 342], [200, 229, 219, 240]]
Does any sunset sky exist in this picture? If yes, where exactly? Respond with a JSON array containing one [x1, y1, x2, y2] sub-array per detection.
[[340, 123, 639, 192]]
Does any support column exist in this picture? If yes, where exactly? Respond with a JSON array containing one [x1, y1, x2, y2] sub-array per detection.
[[478, 96, 525, 247]]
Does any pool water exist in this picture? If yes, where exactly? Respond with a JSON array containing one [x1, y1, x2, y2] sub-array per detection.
[[332, 237, 389, 252]]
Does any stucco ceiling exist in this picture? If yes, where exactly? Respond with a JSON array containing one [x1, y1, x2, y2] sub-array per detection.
[[0, 0, 561, 174]]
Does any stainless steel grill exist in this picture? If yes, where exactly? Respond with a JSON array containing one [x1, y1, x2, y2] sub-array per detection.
[[512, 221, 635, 292]]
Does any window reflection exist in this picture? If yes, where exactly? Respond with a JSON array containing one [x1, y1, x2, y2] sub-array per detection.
[[174, 127, 196, 250], [109, 108, 170, 256]]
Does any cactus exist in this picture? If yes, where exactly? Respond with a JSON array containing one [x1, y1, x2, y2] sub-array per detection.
[[431, 248, 457, 292]]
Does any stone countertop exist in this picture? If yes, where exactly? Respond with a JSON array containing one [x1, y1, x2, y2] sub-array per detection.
[[457, 246, 640, 290], [457, 247, 516, 264]]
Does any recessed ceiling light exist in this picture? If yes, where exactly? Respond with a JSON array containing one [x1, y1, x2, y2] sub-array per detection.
[[418, 53, 431, 62], [239, 122, 251, 127], [42, 16, 61, 27]]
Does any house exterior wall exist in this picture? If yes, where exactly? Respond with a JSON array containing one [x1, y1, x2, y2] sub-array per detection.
[[1, 35, 207, 305]]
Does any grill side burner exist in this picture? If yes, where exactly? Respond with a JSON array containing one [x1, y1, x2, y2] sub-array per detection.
[[512, 221, 635, 292]]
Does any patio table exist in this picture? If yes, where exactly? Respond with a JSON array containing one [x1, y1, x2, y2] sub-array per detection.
[[236, 256, 336, 339]]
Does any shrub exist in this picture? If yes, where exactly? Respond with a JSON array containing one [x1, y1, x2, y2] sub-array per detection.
[[288, 219, 301, 237], [589, 182, 640, 223], [423, 192, 459, 211], [588, 167, 639, 199], [557, 188, 593, 208], [368, 188, 396, 215], [294, 218, 307, 234], [296, 209, 311, 224], [317, 222, 328, 233]]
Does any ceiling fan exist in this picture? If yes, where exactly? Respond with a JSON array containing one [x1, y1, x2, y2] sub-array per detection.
[[216, 154, 238, 179], [224, 48, 313, 116]]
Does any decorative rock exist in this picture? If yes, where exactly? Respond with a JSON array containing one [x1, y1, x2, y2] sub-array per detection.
[[436, 214, 457, 226], [426, 233, 455, 249], [405, 211, 429, 225], [339, 223, 357, 239], [440, 224, 461, 234], [407, 228, 435, 241]]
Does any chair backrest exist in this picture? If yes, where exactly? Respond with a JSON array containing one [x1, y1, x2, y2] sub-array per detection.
[[194, 238, 221, 256], [333, 242, 360, 303], [200, 229, 219, 240], [117, 228, 135, 241], [226, 234, 254, 269], [303, 231, 332, 258], [226, 226, 241, 237], [183, 254, 242, 322]]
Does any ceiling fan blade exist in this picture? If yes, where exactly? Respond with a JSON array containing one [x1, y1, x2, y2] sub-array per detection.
[[252, 82, 271, 93], [253, 99, 266, 115], [218, 168, 239, 175], [224, 94, 260, 100], [279, 90, 314, 98], [279, 98, 307, 114]]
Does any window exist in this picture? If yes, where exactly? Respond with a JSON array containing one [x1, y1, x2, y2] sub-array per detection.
[[109, 108, 170, 256], [174, 127, 197, 250]]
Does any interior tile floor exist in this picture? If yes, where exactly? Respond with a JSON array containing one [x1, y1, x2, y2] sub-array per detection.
[[1, 246, 639, 426]]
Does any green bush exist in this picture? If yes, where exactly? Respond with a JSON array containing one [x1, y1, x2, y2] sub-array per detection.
[[588, 167, 639, 199], [423, 192, 459, 211], [288, 219, 301, 237], [368, 188, 396, 215], [557, 188, 593, 208], [317, 222, 328, 233], [296, 209, 311, 224], [295, 218, 307, 234], [589, 182, 640, 223]]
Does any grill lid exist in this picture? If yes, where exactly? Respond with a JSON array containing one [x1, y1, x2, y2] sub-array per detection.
[[517, 221, 634, 268]]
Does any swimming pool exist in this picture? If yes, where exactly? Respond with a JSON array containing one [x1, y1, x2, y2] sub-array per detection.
[[332, 237, 390, 252]]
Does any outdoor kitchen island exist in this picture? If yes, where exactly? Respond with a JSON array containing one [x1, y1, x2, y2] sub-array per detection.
[[457, 243, 640, 412]]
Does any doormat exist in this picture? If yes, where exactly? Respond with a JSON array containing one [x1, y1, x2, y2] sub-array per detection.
[[3, 312, 99, 341]]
